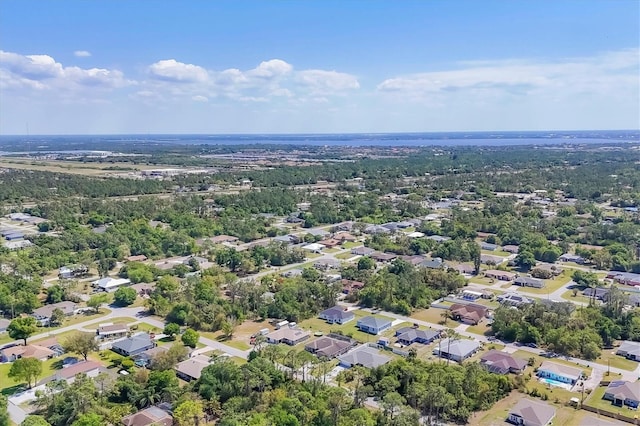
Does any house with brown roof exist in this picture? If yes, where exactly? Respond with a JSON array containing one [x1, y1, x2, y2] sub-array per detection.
[[480, 350, 527, 374], [370, 252, 397, 263], [121, 406, 173, 426], [266, 327, 311, 346], [318, 238, 342, 248], [507, 398, 556, 426], [305, 335, 356, 359], [341, 279, 365, 294], [449, 303, 488, 325], [334, 232, 357, 242], [45, 361, 103, 384], [484, 270, 516, 281], [125, 255, 148, 263], [0, 344, 56, 362], [32, 301, 77, 326], [97, 323, 129, 340]]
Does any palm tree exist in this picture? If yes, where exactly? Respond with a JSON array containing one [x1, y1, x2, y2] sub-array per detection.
[[440, 310, 449, 325], [445, 328, 460, 365]]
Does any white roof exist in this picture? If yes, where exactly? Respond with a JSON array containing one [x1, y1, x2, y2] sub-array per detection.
[[302, 243, 325, 251], [407, 232, 425, 238], [92, 277, 131, 289]]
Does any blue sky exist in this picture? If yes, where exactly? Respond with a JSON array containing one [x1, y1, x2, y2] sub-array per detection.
[[1, 1, 638, 134]]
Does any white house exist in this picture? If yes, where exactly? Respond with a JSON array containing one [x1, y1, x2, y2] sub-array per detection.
[[91, 277, 132, 292]]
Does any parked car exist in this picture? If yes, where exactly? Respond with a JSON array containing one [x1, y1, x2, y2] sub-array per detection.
[[525, 343, 538, 348]]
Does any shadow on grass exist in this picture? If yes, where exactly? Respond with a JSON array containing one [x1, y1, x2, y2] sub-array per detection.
[[1, 384, 25, 396]]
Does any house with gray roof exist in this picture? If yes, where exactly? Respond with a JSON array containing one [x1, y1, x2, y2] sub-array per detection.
[[420, 257, 446, 269], [111, 333, 155, 357], [319, 306, 355, 325], [175, 355, 210, 382], [427, 235, 450, 243], [305, 335, 356, 359], [357, 316, 393, 335], [121, 405, 173, 426], [507, 398, 556, 426], [603, 380, 640, 409], [513, 276, 545, 289], [32, 301, 77, 326], [338, 346, 391, 369], [395, 327, 440, 346], [433, 338, 480, 362], [351, 246, 375, 256], [616, 340, 640, 361]]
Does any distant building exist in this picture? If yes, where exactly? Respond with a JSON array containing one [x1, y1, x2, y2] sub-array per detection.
[[305, 335, 356, 359], [513, 276, 545, 289], [616, 341, 640, 361], [356, 316, 393, 335], [319, 306, 355, 325], [484, 270, 516, 281], [338, 346, 391, 368], [91, 277, 132, 292], [266, 327, 311, 346]]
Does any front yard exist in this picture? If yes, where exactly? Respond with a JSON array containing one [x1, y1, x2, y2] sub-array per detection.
[[519, 273, 572, 295]]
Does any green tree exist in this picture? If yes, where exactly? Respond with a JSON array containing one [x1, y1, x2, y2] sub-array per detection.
[[63, 332, 99, 361], [515, 251, 536, 271], [357, 257, 375, 270], [181, 328, 199, 348], [9, 358, 42, 388], [113, 287, 137, 306], [21, 416, 51, 426], [8, 317, 38, 345], [164, 323, 181, 339], [87, 293, 108, 313], [173, 400, 204, 426], [0, 395, 9, 426], [49, 308, 65, 327], [71, 413, 103, 426]]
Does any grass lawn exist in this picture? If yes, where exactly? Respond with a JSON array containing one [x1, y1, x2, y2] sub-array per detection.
[[513, 350, 593, 377], [467, 323, 492, 336], [299, 310, 395, 343], [519, 274, 572, 295], [482, 250, 511, 257], [342, 241, 360, 249], [323, 248, 340, 253], [335, 252, 356, 260], [560, 289, 591, 304], [596, 348, 639, 371], [201, 331, 252, 351], [410, 308, 449, 325], [305, 253, 323, 259], [0, 357, 59, 395], [468, 277, 497, 286]]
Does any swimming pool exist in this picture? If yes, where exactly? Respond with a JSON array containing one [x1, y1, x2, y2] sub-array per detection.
[[540, 378, 572, 390]]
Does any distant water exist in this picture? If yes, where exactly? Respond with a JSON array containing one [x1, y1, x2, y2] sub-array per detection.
[[0, 130, 638, 151]]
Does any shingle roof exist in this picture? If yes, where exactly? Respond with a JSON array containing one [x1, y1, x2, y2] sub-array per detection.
[[121, 406, 173, 426], [480, 350, 527, 373], [357, 316, 392, 329], [54, 361, 102, 380], [175, 355, 210, 380], [605, 381, 640, 402], [509, 398, 556, 426], [305, 337, 353, 358], [338, 346, 391, 368], [538, 361, 583, 381], [320, 306, 355, 320], [617, 341, 640, 358], [395, 327, 439, 343], [111, 334, 154, 354], [32, 301, 76, 318], [436, 338, 480, 358]]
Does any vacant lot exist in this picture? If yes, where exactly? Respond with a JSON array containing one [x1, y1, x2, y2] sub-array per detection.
[[0, 158, 159, 176]]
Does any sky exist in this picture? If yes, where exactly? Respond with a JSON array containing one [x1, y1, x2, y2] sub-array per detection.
[[0, 1, 639, 135]]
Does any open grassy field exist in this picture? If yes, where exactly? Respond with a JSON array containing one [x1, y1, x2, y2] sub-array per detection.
[[0, 357, 60, 395], [410, 308, 449, 325], [335, 252, 357, 260], [342, 241, 360, 249], [467, 323, 492, 336], [561, 289, 592, 304], [595, 348, 639, 371], [0, 158, 161, 176]]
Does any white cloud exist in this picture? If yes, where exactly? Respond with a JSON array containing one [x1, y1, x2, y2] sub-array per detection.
[[0, 50, 132, 92], [377, 48, 640, 100], [192, 95, 208, 102], [148, 59, 209, 83], [248, 59, 293, 79], [296, 70, 360, 94], [74, 50, 92, 57]]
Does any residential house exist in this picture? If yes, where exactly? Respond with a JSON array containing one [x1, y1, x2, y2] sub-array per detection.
[[480, 350, 527, 374], [395, 327, 440, 346], [341, 279, 365, 295], [97, 323, 129, 341], [364, 225, 391, 235], [0, 344, 56, 362], [58, 265, 89, 279], [420, 257, 446, 269], [610, 272, 640, 287], [407, 231, 425, 238], [616, 341, 640, 361], [532, 264, 562, 277], [370, 252, 397, 263], [502, 245, 520, 254], [454, 264, 476, 275], [131, 282, 155, 297], [356, 316, 393, 335], [351, 247, 375, 256], [281, 268, 303, 278], [338, 346, 391, 368], [91, 277, 132, 292], [45, 361, 102, 384], [306, 229, 330, 238], [603, 380, 640, 409], [0, 318, 9, 333], [319, 306, 355, 325], [513, 277, 545, 289], [558, 254, 585, 264], [484, 270, 516, 281], [400, 255, 426, 266], [121, 406, 173, 426], [314, 259, 341, 271], [333, 221, 355, 232], [497, 293, 533, 307], [305, 335, 356, 359], [433, 338, 480, 362], [124, 254, 148, 262], [175, 355, 211, 381], [507, 398, 556, 426], [582, 287, 610, 301], [334, 232, 357, 242], [133, 346, 168, 368], [481, 242, 499, 251], [318, 238, 342, 249], [537, 361, 583, 385], [111, 333, 156, 357], [481, 254, 506, 265], [266, 327, 311, 346], [32, 301, 77, 326], [274, 235, 300, 245], [302, 243, 325, 253], [427, 235, 450, 243], [461, 290, 484, 301], [449, 303, 488, 325]]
